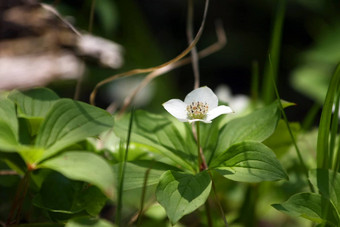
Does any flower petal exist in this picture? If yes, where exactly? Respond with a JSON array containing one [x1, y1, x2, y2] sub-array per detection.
[[184, 86, 218, 109], [162, 99, 188, 122], [188, 118, 212, 124], [229, 95, 250, 113], [206, 105, 233, 121]]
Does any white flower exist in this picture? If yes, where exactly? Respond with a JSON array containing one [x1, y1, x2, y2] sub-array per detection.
[[215, 84, 250, 113], [163, 86, 233, 123]]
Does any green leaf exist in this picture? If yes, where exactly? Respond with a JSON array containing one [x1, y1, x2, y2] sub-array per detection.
[[0, 98, 19, 152], [9, 88, 60, 136], [309, 169, 340, 214], [272, 192, 339, 226], [263, 120, 301, 157], [213, 101, 280, 158], [79, 186, 108, 216], [112, 160, 179, 191], [33, 171, 107, 216], [33, 171, 85, 214], [65, 217, 114, 227], [0, 152, 26, 174], [156, 170, 211, 224], [317, 64, 340, 169], [200, 117, 223, 165], [211, 141, 288, 183], [114, 111, 197, 172], [9, 88, 59, 118], [35, 99, 114, 161], [18, 146, 44, 165], [38, 151, 115, 199]]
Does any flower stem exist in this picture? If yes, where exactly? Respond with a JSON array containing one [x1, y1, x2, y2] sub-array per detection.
[[196, 122, 203, 172], [195, 122, 213, 226]]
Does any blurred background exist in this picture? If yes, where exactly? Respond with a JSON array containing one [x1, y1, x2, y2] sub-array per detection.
[[1, 0, 338, 121], [1, 0, 340, 226], [33, 0, 338, 122]]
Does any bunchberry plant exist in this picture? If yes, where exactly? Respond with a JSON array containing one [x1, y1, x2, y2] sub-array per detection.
[[114, 86, 288, 225]]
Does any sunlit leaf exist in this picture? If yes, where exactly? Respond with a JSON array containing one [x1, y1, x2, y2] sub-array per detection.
[[0, 98, 19, 152], [211, 141, 288, 183], [213, 101, 280, 158], [156, 170, 211, 224], [114, 111, 197, 172], [9, 88, 59, 118], [9, 88, 59, 137], [35, 99, 114, 161]]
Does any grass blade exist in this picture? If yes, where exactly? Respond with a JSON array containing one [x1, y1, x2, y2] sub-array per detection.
[[302, 103, 321, 131], [269, 56, 313, 192], [262, 0, 286, 104], [331, 90, 340, 170], [329, 90, 340, 169], [251, 60, 259, 103], [116, 108, 135, 226], [317, 64, 340, 169]]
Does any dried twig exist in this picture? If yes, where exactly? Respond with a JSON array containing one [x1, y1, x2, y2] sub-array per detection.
[[187, 0, 200, 89], [90, 0, 211, 106], [116, 21, 227, 115], [0, 170, 18, 176]]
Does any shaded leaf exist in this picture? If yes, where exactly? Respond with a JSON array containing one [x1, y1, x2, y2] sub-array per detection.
[[38, 151, 115, 199], [33, 171, 107, 216], [33, 171, 84, 214], [112, 160, 179, 191], [18, 224, 64, 227], [65, 217, 114, 227], [156, 170, 211, 224], [273, 192, 339, 226], [263, 120, 301, 157], [309, 169, 340, 214]]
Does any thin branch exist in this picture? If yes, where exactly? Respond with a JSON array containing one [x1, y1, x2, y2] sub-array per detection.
[[0, 170, 18, 175], [187, 0, 200, 89], [89, 0, 96, 33], [115, 22, 227, 115], [74, 0, 97, 100], [90, 0, 211, 106]]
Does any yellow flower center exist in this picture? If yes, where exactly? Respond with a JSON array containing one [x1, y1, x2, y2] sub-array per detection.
[[186, 101, 209, 119]]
